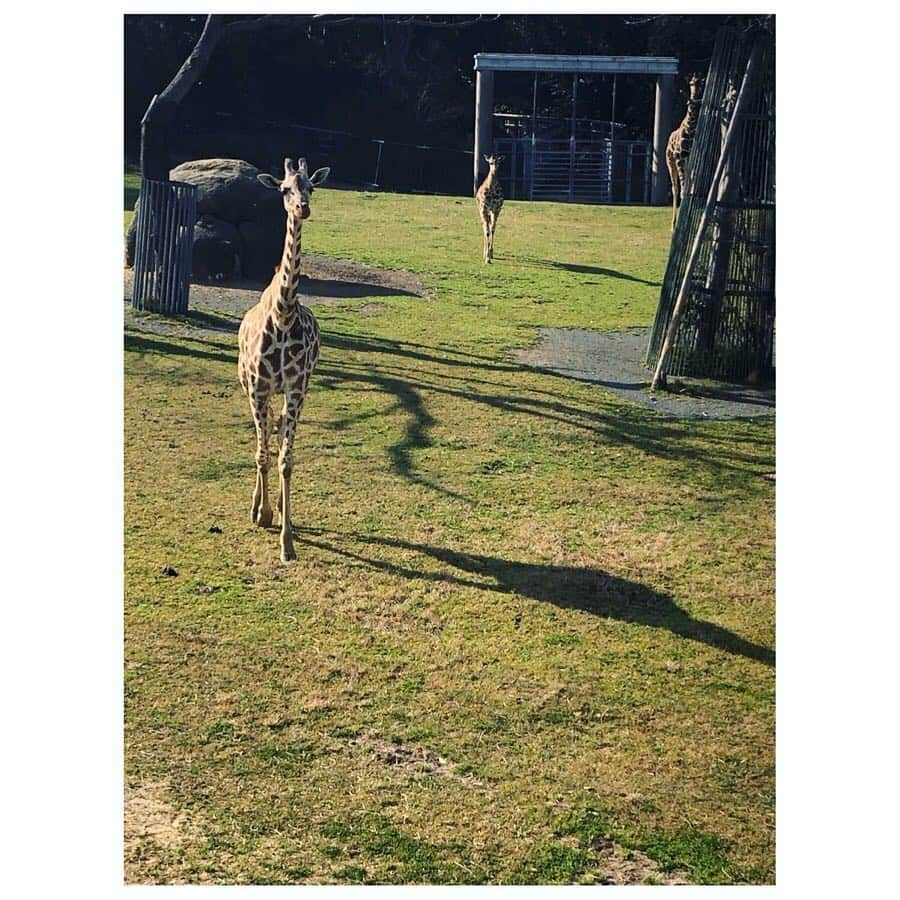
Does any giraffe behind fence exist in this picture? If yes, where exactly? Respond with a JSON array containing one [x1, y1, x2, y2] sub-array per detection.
[[666, 74, 704, 231]]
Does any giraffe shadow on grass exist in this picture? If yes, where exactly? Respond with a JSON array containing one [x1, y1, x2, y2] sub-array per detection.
[[296, 528, 775, 667]]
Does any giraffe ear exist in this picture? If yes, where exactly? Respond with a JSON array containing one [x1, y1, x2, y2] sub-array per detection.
[[258, 174, 281, 190], [309, 167, 331, 186]]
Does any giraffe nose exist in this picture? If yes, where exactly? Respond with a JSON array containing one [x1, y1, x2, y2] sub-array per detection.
[[299, 204, 310, 219]]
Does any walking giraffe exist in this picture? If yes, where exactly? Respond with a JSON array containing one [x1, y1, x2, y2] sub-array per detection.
[[666, 74, 704, 231], [475, 154, 504, 263], [237, 157, 330, 561]]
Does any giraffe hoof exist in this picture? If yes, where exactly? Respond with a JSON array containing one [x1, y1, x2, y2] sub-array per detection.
[[281, 544, 297, 562], [256, 507, 274, 528]]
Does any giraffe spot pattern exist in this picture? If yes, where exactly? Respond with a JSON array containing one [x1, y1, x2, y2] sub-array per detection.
[[236, 193, 324, 557]]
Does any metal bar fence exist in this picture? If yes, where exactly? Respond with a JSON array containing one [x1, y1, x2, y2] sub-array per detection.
[[494, 136, 651, 204], [131, 178, 197, 315]]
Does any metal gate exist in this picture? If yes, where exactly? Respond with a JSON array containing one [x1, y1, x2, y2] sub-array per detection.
[[495, 136, 651, 204]]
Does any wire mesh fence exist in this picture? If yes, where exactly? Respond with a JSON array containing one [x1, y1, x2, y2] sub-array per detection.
[[177, 114, 652, 203], [177, 121, 475, 196], [645, 27, 775, 383]]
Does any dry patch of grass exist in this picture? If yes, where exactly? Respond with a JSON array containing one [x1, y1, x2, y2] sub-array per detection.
[[124, 780, 208, 884]]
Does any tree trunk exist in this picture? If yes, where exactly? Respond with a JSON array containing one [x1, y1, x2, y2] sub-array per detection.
[[140, 14, 226, 180]]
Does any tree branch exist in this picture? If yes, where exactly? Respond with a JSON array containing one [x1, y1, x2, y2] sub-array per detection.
[[156, 14, 225, 107]]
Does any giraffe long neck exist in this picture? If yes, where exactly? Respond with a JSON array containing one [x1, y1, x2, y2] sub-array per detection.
[[272, 212, 304, 327], [680, 97, 701, 138]]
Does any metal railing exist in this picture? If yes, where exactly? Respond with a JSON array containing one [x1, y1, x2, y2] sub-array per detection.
[[131, 178, 197, 315]]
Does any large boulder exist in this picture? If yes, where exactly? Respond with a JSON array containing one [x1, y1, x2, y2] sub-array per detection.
[[125, 158, 285, 281]]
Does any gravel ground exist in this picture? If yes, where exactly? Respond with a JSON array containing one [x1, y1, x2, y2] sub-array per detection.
[[512, 327, 775, 420]]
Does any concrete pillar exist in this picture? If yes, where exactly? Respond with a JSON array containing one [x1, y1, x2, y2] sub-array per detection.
[[651, 74, 675, 204], [473, 69, 495, 194]]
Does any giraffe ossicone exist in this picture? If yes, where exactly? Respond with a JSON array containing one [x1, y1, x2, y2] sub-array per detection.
[[237, 157, 330, 561]]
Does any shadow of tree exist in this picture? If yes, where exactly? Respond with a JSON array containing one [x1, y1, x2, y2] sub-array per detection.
[[297, 528, 774, 667], [125, 323, 773, 497], [124, 332, 235, 365]]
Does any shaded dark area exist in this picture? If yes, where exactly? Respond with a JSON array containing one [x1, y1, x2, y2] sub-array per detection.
[[299, 277, 421, 301], [663, 377, 775, 407], [124, 331, 234, 366], [124, 14, 769, 194], [296, 528, 775, 666]]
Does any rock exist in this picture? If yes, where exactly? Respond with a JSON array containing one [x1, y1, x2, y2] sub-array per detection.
[[191, 215, 242, 281], [125, 158, 286, 281], [238, 219, 283, 283], [161, 566, 178, 577]]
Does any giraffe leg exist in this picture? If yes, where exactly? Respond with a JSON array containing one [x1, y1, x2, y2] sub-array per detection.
[[480, 212, 490, 264], [667, 156, 681, 232], [488, 211, 499, 261], [249, 395, 274, 528], [276, 393, 304, 562], [274, 411, 286, 516]]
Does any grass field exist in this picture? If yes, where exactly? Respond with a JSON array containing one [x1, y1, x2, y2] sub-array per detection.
[[124, 183, 774, 884]]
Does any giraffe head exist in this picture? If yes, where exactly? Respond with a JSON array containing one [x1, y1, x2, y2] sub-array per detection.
[[484, 154, 504, 174], [258, 158, 331, 220], [688, 73, 704, 101]]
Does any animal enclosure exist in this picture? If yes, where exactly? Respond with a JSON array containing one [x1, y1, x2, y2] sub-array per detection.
[[493, 113, 653, 204], [472, 53, 679, 204], [646, 27, 776, 383]]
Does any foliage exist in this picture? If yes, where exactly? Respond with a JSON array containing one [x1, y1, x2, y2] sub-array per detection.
[[124, 13, 769, 174]]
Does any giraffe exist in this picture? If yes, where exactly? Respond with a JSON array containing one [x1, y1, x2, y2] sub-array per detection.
[[666, 73, 704, 231], [475, 154, 504, 263], [237, 157, 330, 562]]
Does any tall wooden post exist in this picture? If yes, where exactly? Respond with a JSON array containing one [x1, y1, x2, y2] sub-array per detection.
[[651, 74, 675, 204], [473, 68, 495, 194]]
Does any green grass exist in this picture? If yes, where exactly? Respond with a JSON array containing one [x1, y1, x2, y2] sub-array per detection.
[[124, 183, 774, 885]]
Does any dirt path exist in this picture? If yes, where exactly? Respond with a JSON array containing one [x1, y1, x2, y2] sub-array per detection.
[[124, 253, 427, 336]]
